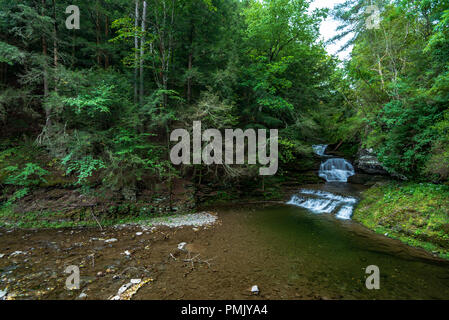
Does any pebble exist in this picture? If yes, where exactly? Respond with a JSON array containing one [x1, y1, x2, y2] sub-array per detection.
[[251, 285, 260, 295], [123, 250, 131, 256], [130, 279, 141, 284], [0, 289, 7, 300], [0, 254, 4, 258], [10, 251, 26, 257], [150, 212, 217, 228], [105, 238, 118, 243], [78, 293, 88, 299], [178, 242, 187, 251], [136, 232, 143, 236]]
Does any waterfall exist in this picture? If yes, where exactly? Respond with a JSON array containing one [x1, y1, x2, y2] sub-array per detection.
[[287, 189, 357, 220], [312, 145, 328, 156], [287, 145, 358, 220], [318, 158, 355, 183]]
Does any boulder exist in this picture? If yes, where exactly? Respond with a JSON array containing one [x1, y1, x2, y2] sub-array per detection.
[[354, 149, 389, 175]]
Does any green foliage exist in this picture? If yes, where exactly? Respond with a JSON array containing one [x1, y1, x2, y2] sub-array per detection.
[[354, 182, 449, 259], [64, 83, 115, 117], [278, 138, 310, 165], [332, 0, 449, 181], [3, 163, 49, 186], [62, 154, 106, 185], [0, 41, 24, 65]]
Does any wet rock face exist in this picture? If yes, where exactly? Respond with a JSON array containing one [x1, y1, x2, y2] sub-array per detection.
[[347, 173, 390, 186], [355, 149, 389, 175]]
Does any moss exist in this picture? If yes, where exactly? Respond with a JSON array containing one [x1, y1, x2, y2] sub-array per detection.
[[354, 182, 449, 259]]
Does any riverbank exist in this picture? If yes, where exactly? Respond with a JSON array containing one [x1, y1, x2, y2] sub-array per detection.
[[353, 182, 449, 259], [2, 203, 449, 300]]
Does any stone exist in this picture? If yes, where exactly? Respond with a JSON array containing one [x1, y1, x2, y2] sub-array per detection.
[[0, 254, 4, 258], [136, 232, 143, 236], [10, 251, 26, 257], [178, 242, 187, 251], [355, 149, 389, 175], [105, 238, 118, 243], [0, 289, 7, 300], [251, 285, 260, 295], [130, 279, 141, 284], [78, 293, 88, 299]]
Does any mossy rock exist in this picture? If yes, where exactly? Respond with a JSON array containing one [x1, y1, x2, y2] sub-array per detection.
[[354, 182, 449, 259]]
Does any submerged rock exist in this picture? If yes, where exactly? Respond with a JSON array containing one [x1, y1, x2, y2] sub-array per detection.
[[178, 242, 187, 251]]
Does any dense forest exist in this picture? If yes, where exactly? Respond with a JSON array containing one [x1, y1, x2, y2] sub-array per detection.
[[0, 0, 448, 204], [1, 0, 449, 301]]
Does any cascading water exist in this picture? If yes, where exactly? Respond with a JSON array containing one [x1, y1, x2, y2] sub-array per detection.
[[312, 145, 328, 157], [287, 189, 357, 220], [319, 158, 355, 183], [286, 144, 358, 220]]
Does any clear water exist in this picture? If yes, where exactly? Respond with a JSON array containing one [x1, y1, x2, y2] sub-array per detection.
[[238, 201, 449, 299]]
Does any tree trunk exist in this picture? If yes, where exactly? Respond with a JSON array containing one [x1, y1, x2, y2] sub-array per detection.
[[96, 0, 101, 66], [52, 0, 58, 98], [104, 15, 109, 68], [42, 0, 50, 128], [140, 0, 147, 107], [134, 0, 139, 104], [42, 36, 49, 97], [52, 0, 58, 69], [187, 52, 192, 103], [187, 23, 194, 103], [71, 29, 76, 67]]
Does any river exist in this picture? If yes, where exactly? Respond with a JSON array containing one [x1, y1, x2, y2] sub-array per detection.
[[1, 146, 449, 299]]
